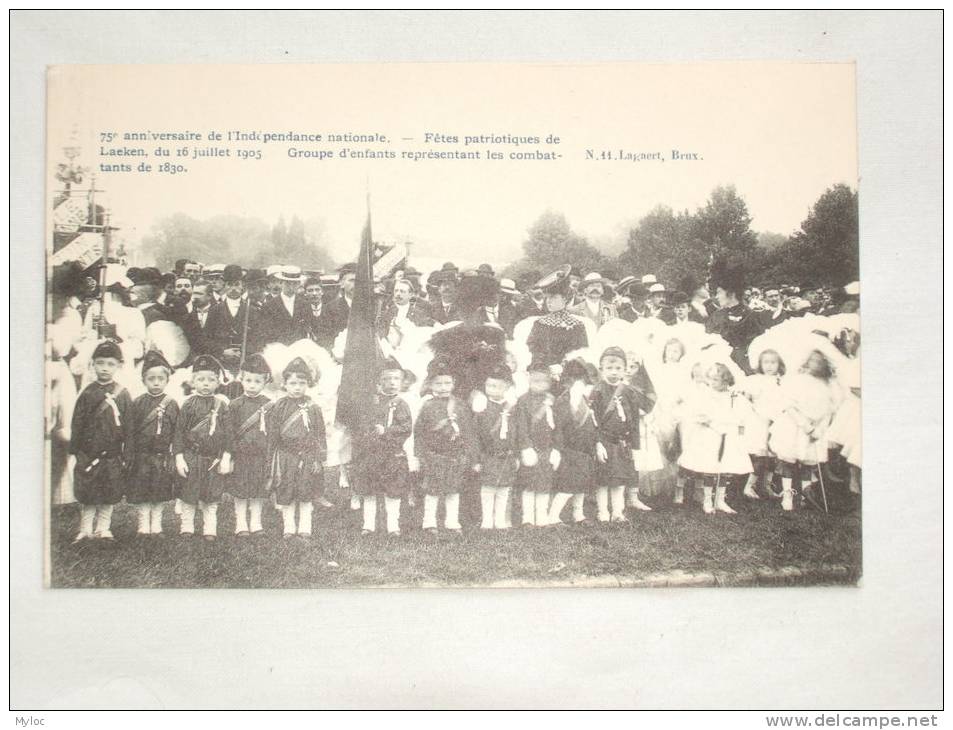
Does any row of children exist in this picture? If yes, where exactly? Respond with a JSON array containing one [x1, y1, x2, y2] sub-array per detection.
[[68, 329, 852, 543]]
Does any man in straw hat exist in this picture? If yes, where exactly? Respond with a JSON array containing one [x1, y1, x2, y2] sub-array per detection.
[[261, 265, 310, 345], [568, 271, 618, 329]]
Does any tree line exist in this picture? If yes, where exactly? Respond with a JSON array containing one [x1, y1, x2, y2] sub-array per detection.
[[135, 183, 858, 289], [506, 183, 859, 289]]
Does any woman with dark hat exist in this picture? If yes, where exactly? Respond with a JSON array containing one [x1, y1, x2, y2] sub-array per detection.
[[525, 265, 589, 376]]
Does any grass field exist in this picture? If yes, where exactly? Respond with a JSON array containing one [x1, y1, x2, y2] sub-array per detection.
[[49, 479, 862, 588]]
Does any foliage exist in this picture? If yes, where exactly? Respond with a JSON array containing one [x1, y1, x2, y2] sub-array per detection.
[[504, 210, 611, 279], [138, 213, 335, 272]]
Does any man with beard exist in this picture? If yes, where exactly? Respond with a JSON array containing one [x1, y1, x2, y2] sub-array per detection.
[[303, 275, 338, 350], [645, 283, 676, 324], [206, 265, 264, 360], [178, 279, 216, 361]]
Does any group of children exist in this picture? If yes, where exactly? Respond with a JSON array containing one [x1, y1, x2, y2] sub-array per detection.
[[68, 329, 854, 543], [69, 341, 326, 542]]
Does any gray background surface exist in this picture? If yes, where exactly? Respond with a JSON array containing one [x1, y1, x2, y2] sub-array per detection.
[[11, 10, 942, 709]]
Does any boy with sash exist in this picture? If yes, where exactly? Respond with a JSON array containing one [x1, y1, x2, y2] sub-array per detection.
[[414, 359, 478, 534], [589, 346, 656, 523], [512, 360, 561, 527], [173, 354, 230, 540], [127, 350, 179, 537], [69, 340, 134, 541], [266, 357, 326, 538], [220, 353, 274, 537], [473, 364, 519, 530], [350, 357, 413, 537], [547, 358, 600, 526]]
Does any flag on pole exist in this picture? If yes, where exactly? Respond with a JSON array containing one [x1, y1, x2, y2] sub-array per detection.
[[335, 202, 383, 431]]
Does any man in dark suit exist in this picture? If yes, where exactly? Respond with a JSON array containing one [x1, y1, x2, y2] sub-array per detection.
[[378, 276, 434, 336], [206, 265, 265, 360], [259, 264, 312, 346], [324, 263, 356, 342], [174, 279, 216, 361], [302, 275, 338, 350], [128, 267, 171, 326], [429, 268, 462, 324]]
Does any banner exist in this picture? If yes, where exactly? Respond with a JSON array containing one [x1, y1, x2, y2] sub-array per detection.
[[50, 231, 103, 268]]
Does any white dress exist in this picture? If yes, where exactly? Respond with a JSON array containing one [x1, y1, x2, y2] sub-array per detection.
[[677, 388, 753, 476], [769, 373, 843, 465], [826, 356, 861, 467], [740, 373, 786, 457]]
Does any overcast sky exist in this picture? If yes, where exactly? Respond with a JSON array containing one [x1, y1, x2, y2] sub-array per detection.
[[49, 62, 857, 269]]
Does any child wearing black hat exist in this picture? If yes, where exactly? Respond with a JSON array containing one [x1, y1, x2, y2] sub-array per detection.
[[69, 340, 134, 541], [547, 358, 600, 525], [473, 364, 519, 530], [590, 347, 656, 522], [350, 358, 413, 536], [266, 357, 326, 538], [172, 354, 230, 540], [512, 361, 559, 527], [219, 353, 274, 536], [414, 360, 478, 534], [126, 350, 179, 537]]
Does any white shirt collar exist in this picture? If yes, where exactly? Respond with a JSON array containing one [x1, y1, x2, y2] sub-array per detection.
[[225, 297, 242, 315], [281, 292, 296, 314]]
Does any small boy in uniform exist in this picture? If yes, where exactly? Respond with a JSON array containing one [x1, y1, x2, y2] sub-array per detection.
[[173, 354, 230, 540], [350, 358, 413, 536], [69, 340, 133, 541], [473, 364, 519, 530], [589, 346, 655, 523], [512, 360, 560, 527], [414, 360, 478, 534], [127, 350, 178, 537], [267, 357, 326, 538], [548, 358, 600, 525], [220, 353, 274, 536]]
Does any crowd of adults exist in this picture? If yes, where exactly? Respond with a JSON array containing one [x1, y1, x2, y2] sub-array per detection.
[[49, 255, 860, 379]]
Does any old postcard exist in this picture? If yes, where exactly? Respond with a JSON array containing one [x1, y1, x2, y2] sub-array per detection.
[[45, 61, 861, 588]]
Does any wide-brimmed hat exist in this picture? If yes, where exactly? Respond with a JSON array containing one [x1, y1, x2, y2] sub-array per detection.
[[535, 265, 573, 296], [648, 283, 666, 294], [265, 264, 283, 278], [616, 275, 636, 293], [499, 278, 519, 296], [205, 263, 225, 277], [579, 272, 609, 291], [641, 274, 658, 286], [274, 265, 302, 282]]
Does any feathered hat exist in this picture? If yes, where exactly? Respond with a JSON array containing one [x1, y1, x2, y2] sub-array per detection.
[[141, 349, 172, 375], [534, 265, 572, 297]]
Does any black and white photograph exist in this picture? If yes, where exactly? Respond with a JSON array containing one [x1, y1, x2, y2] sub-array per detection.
[[12, 9, 942, 713], [45, 60, 862, 589]]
